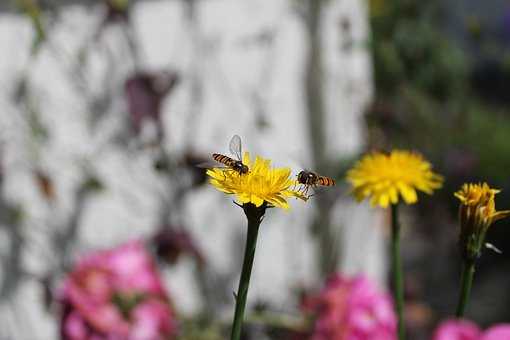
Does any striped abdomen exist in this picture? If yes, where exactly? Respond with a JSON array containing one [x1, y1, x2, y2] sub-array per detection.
[[213, 153, 236, 167], [317, 176, 335, 186]]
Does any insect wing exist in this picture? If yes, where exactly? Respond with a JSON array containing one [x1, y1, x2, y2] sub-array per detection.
[[229, 135, 243, 161], [195, 161, 227, 169]]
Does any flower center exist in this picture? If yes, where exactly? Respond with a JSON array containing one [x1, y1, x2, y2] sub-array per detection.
[[111, 292, 146, 320]]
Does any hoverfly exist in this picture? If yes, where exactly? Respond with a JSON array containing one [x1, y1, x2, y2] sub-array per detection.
[[198, 135, 249, 175], [296, 170, 335, 197]]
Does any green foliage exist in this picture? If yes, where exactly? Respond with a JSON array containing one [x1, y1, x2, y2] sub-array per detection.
[[368, 0, 510, 190], [461, 106, 510, 182], [371, 1, 468, 100]]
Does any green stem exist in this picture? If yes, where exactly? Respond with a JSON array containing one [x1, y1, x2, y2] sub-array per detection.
[[230, 203, 265, 340], [455, 259, 475, 318], [391, 204, 406, 340]]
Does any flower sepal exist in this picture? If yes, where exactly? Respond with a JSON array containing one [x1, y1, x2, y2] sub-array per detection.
[[242, 202, 268, 224]]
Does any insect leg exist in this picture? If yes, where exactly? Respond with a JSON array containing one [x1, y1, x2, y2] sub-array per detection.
[[302, 185, 309, 197], [221, 168, 234, 180]]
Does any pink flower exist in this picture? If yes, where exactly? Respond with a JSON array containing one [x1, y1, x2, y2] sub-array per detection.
[[304, 274, 397, 340], [481, 324, 510, 340], [432, 319, 481, 340], [433, 320, 510, 340], [58, 240, 177, 340]]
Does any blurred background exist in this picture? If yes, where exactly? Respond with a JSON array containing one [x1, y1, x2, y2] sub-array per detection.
[[0, 0, 509, 339]]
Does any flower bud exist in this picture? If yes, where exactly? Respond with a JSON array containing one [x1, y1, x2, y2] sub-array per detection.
[[454, 183, 510, 261]]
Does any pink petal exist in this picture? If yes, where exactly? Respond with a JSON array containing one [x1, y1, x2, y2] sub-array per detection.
[[63, 311, 88, 340], [130, 299, 177, 340], [432, 319, 481, 340], [481, 324, 510, 340]]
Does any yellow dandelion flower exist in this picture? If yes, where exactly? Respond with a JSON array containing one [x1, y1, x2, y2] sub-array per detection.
[[455, 183, 510, 235], [346, 150, 443, 208], [454, 183, 510, 317], [207, 152, 304, 209]]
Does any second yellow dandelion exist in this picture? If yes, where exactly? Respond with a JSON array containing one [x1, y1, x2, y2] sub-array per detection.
[[346, 150, 443, 208]]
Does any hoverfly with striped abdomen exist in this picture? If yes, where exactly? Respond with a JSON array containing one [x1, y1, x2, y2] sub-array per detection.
[[198, 135, 249, 175], [296, 170, 335, 197]]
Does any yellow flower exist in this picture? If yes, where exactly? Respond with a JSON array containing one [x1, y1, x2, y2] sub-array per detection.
[[455, 183, 510, 233], [207, 152, 304, 209], [346, 150, 443, 208], [454, 183, 510, 260]]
